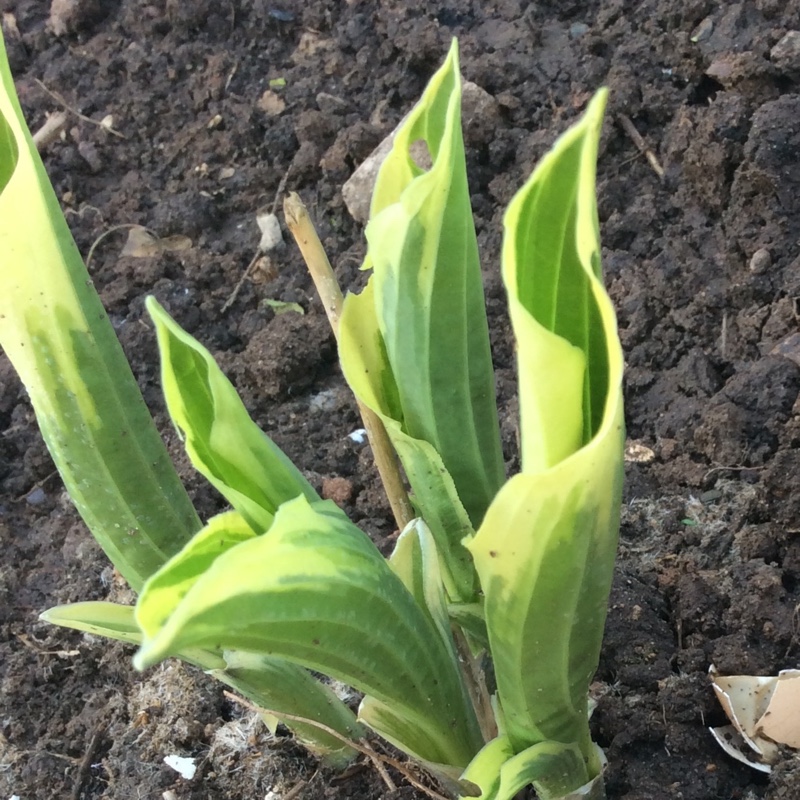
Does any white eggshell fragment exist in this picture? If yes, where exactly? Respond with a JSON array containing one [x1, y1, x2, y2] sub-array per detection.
[[757, 669, 800, 749], [709, 666, 800, 771]]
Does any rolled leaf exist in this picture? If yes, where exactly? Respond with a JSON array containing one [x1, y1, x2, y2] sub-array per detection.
[[459, 737, 597, 800], [0, 31, 200, 591], [339, 39, 503, 601], [136, 510, 255, 637], [134, 496, 483, 768], [388, 518, 460, 668], [340, 282, 476, 601], [467, 89, 623, 796], [147, 297, 319, 534]]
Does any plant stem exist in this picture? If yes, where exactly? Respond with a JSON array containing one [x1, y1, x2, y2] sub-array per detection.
[[283, 192, 414, 531]]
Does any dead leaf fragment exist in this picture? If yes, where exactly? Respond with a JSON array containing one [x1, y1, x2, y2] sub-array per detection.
[[625, 440, 655, 463], [2, 12, 21, 39], [759, 672, 800, 748], [258, 90, 286, 116], [121, 226, 192, 258]]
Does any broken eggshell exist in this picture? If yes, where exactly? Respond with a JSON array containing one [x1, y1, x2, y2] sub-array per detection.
[[709, 665, 800, 772]]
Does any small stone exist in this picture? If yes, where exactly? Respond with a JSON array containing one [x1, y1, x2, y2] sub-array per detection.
[[316, 92, 349, 115], [343, 80, 496, 223], [690, 16, 714, 43], [749, 247, 772, 274], [257, 90, 285, 116], [77, 141, 102, 173], [771, 31, 800, 74], [26, 487, 46, 506]]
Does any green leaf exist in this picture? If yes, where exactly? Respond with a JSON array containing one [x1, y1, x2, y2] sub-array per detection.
[[40, 601, 143, 645], [136, 509, 362, 762], [339, 38, 504, 534], [467, 89, 624, 795], [212, 650, 365, 766], [39, 601, 227, 670], [459, 736, 514, 800], [459, 738, 600, 800], [136, 510, 255, 638], [340, 280, 477, 602], [134, 496, 483, 768], [447, 603, 489, 651], [388, 518, 459, 665], [497, 741, 589, 800], [502, 90, 611, 471], [147, 297, 319, 533], [0, 31, 200, 592]]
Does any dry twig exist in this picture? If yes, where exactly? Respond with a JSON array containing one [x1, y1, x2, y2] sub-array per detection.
[[283, 192, 415, 531], [34, 79, 125, 139], [616, 113, 664, 180], [70, 724, 106, 800], [32, 110, 68, 150]]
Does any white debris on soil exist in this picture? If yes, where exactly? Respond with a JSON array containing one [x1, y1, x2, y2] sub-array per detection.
[[163, 754, 197, 780], [256, 211, 283, 252], [347, 428, 367, 444]]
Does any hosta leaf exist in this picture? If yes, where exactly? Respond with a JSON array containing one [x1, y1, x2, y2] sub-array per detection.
[[458, 736, 514, 800], [340, 281, 476, 602], [213, 650, 365, 766], [388, 518, 458, 664], [468, 89, 623, 796], [39, 601, 226, 670], [40, 601, 143, 645], [0, 32, 200, 591], [147, 297, 318, 534], [460, 737, 598, 800], [502, 90, 611, 472], [340, 38, 503, 541], [136, 510, 255, 638], [134, 496, 482, 768], [497, 741, 590, 800]]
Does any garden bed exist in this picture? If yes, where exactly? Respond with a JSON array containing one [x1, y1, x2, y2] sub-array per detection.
[[2, 1, 800, 798]]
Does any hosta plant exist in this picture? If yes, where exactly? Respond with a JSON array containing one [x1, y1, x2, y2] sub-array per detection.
[[0, 33, 623, 800]]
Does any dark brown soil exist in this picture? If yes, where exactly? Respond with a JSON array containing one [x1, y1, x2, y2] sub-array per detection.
[[3, 1, 800, 798]]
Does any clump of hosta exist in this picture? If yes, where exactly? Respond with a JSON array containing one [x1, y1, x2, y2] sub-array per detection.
[[0, 32, 622, 800]]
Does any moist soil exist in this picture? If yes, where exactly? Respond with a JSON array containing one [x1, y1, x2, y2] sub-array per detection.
[[3, 1, 800, 798]]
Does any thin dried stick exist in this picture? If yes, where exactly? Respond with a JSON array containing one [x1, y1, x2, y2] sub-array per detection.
[[70, 724, 105, 800], [221, 251, 261, 313], [34, 79, 125, 139], [616, 113, 664, 180], [223, 167, 293, 313], [283, 192, 414, 531], [223, 692, 452, 800]]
